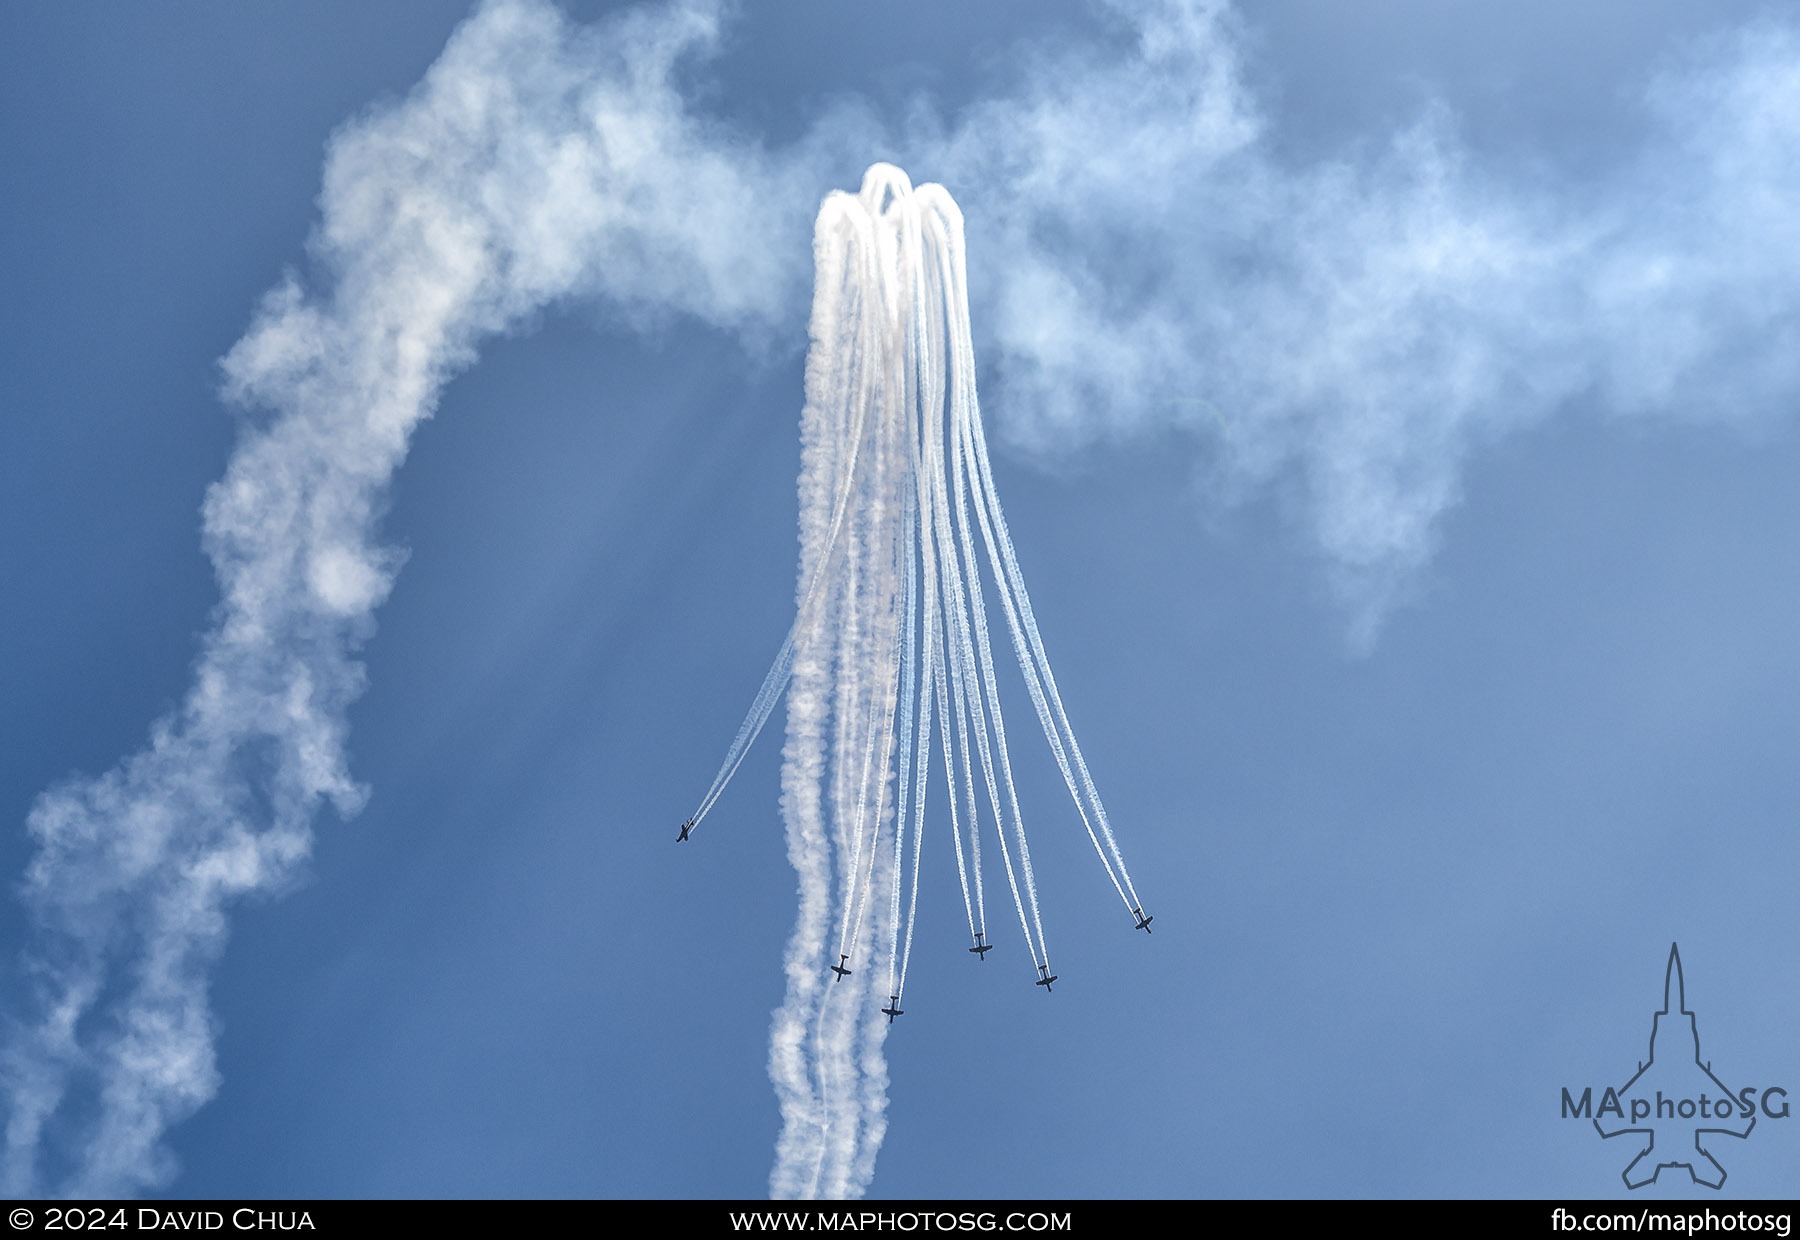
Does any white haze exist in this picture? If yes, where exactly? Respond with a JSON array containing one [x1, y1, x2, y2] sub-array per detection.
[[6, 0, 1800, 1198], [937, 2, 1800, 640]]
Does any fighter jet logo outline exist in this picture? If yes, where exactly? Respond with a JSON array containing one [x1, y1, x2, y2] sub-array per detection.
[[1590, 943, 1754, 1189]]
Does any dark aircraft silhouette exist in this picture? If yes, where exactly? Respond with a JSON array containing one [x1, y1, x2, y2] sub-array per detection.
[[880, 996, 904, 1023], [676, 818, 694, 842], [1035, 964, 1058, 993], [1132, 907, 1153, 933], [968, 932, 992, 960], [831, 954, 852, 982], [1593, 943, 1756, 1188]]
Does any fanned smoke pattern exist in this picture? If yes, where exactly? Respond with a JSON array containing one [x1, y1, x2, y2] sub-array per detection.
[[758, 166, 1143, 1200]]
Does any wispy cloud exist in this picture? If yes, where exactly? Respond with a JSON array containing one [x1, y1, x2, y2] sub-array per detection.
[[3, 0, 826, 1196], [932, 0, 1800, 640]]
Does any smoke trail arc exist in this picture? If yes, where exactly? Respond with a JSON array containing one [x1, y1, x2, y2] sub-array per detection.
[[731, 164, 1146, 1200]]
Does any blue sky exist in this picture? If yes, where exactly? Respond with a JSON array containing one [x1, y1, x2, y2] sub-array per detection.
[[3, 0, 1799, 1200]]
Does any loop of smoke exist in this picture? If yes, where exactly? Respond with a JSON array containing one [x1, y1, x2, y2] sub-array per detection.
[[763, 165, 1146, 1198]]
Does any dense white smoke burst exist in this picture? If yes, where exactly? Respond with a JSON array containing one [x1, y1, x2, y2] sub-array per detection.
[[702, 166, 1142, 1199]]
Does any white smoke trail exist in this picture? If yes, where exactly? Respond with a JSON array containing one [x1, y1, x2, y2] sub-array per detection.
[[959, 351, 1141, 913], [765, 165, 1132, 1199], [688, 288, 888, 830], [943, 325, 1051, 971], [935, 1, 1800, 642], [772, 167, 939, 1201], [924, 352, 1040, 971], [1, 0, 827, 1198], [928, 422, 988, 950], [770, 189, 875, 1201]]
